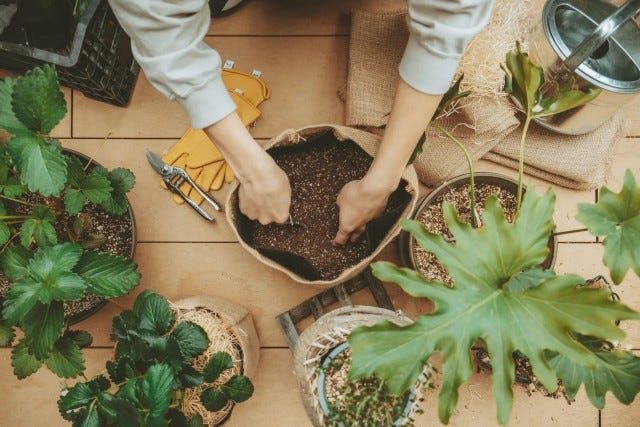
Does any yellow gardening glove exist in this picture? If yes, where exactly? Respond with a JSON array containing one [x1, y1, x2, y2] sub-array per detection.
[[222, 67, 270, 127]]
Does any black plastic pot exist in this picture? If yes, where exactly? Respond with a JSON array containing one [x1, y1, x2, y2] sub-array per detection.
[[398, 172, 558, 272]]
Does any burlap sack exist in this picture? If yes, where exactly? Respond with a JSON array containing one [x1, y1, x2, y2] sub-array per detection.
[[292, 306, 430, 427], [343, 1, 624, 190], [225, 124, 419, 288], [171, 295, 260, 426]]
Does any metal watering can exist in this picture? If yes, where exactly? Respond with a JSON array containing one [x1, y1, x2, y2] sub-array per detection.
[[528, 0, 640, 135]]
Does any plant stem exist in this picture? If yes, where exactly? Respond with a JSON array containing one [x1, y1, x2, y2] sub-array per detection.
[[516, 116, 532, 214], [0, 215, 30, 220], [436, 123, 477, 228], [107, 299, 127, 310], [0, 232, 20, 254], [552, 227, 589, 237], [0, 194, 33, 207]]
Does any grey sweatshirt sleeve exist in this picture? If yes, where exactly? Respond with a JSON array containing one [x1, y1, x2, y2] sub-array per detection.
[[400, 0, 494, 95], [108, 0, 236, 129]]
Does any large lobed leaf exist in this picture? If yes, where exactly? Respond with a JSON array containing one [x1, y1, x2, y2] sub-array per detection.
[[0, 77, 30, 136], [19, 205, 57, 248], [348, 189, 640, 425], [95, 167, 135, 215], [7, 134, 67, 196], [576, 169, 640, 284], [10, 64, 67, 134]]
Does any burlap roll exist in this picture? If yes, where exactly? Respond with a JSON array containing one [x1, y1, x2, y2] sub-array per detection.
[[172, 295, 260, 426], [292, 306, 430, 427], [225, 124, 419, 287], [342, 1, 624, 190]]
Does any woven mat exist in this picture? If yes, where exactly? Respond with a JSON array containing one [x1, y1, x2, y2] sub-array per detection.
[[342, 4, 625, 189]]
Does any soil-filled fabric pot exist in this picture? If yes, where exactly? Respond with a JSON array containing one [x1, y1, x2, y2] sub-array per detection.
[[399, 172, 558, 275], [172, 295, 260, 426], [292, 306, 430, 427], [225, 124, 419, 287]]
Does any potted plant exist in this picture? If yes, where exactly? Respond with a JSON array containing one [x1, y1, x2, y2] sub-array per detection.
[[0, 64, 141, 380], [58, 290, 256, 426], [292, 305, 430, 427], [346, 44, 640, 426]]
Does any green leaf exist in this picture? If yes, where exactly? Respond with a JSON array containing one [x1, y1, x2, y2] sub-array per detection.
[[64, 166, 113, 215], [131, 290, 174, 335], [115, 377, 142, 407], [96, 393, 143, 427], [140, 364, 175, 419], [11, 338, 43, 378], [59, 382, 98, 413], [203, 352, 234, 383], [0, 77, 31, 135], [67, 330, 93, 349], [188, 414, 204, 427], [75, 250, 141, 298], [77, 404, 101, 427], [220, 375, 254, 402], [97, 167, 135, 215], [504, 267, 555, 292], [177, 364, 204, 389], [348, 189, 640, 425], [576, 170, 640, 284], [7, 134, 67, 196], [547, 337, 640, 408], [0, 175, 26, 198], [200, 387, 229, 412], [434, 74, 471, 119], [20, 205, 57, 248], [0, 220, 9, 246], [170, 321, 209, 360], [107, 355, 136, 384], [22, 301, 64, 359], [2, 281, 41, 324], [1, 244, 30, 280], [64, 189, 87, 216], [11, 64, 67, 134], [0, 320, 15, 346], [44, 332, 86, 378]]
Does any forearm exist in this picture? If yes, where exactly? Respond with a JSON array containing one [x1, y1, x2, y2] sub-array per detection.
[[363, 80, 443, 193]]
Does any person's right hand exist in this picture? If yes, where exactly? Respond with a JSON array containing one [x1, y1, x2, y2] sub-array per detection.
[[237, 153, 291, 225]]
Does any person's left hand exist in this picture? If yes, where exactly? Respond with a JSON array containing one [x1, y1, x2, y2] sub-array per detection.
[[333, 179, 391, 245]]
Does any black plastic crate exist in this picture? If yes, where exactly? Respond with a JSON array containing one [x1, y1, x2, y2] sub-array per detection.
[[0, 0, 139, 106]]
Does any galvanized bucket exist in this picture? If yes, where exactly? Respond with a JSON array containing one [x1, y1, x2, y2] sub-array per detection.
[[529, 0, 640, 135]]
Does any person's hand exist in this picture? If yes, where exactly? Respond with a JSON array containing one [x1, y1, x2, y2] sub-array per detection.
[[333, 179, 391, 245], [238, 153, 291, 225]]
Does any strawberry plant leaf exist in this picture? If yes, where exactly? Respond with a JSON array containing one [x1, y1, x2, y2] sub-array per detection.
[[64, 164, 113, 215], [0, 77, 30, 135], [0, 320, 15, 346], [11, 338, 43, 378], [200, 387, 228, 412], [2, 281, 40, 325], [59, 382, 99, 412], [44, 331, 86, 378], [22, 301, 64, 359], [140, 363, 175, 419], [11, 64, 67, 134], [546, 336, 640, 408], [189, 414, 204, 427], [0, 203, 9, 245], [130, 290, 173, 335], [7, 134, 67, 196], [1, 244, 30, 280], [348, 189, 640, 425], [221, 375, 254, 402], [64, 189, 86, 216], [170, 321, 209, 360], [576, 169, 640, 284], [75, 250, 141, 298], [203, 352, 233, 383], [96, 167, 135, 215], [20, 205, 57, 248]]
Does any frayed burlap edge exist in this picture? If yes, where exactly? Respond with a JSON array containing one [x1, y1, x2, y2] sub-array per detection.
[[292, 306, 431, 427], [224, 124, 419, 288]]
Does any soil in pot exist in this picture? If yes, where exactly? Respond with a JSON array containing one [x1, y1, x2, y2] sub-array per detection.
[[320, 343, 416, 426], [412, 182, 517, 285], [238, 133, 410, 281]]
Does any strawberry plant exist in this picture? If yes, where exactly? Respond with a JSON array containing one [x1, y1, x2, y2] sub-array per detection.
[[0, 64, 141, 380], [58, 290, 254, 426]]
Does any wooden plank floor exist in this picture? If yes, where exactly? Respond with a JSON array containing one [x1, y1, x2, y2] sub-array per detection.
[[1, 1, 639, 425]]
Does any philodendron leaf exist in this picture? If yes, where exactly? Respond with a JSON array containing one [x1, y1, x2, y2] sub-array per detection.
[[130, 290, 174, 335], [200, 387, 229, 412], [0, 320, 15, 346], [504, 267, 555, 292], [11, 338, 44, 378], [140, 363, 175, 419], [95, 167, 135, 215], [576, 169, 640, 284], [170, 321, 209, 360], [221, 375, 254, 402], [75, 250, 141, 298], [203, 352, 234, 383], [20, 205, 57, 248], [7, 133, 67, 196], [348, 189, 640, 426], [546, 337, 640, 408], [11, 64, 67, 134], [22, 301, 65, 359], [0, 77, 30, 135], [44, 331, 86, 378]]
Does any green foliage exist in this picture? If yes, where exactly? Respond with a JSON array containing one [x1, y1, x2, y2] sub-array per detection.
[[348, 189, 640, 425], [576, 169, 640, 284], [20, 205, 57, 248], [59, 291, 254, 425], [1, 242, 140, 379]]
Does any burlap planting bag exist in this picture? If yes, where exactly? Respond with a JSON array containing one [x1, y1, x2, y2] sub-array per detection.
[[172, 296, 260, 426], [225, 124, 419, 287], [343, 1, 624, 190], [292, 306, 431, 427]]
